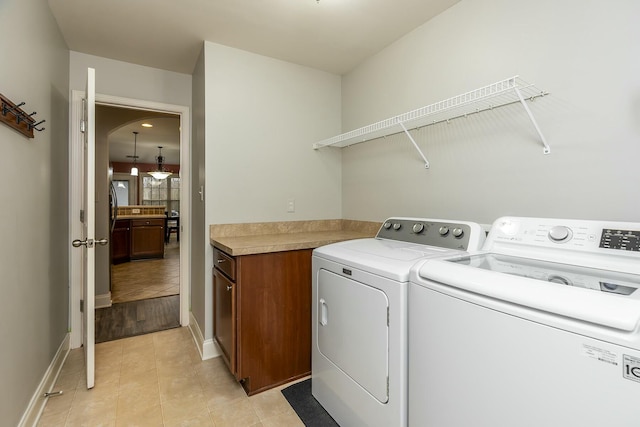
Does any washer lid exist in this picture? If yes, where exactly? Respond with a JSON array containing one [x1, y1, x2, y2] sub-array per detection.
[[451, 253, 640, 296], [413, 255, 640, 332]]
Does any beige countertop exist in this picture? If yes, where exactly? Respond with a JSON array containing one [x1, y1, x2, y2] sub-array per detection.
[[116, 215, 167, 220], [210, 219, 380, 256]]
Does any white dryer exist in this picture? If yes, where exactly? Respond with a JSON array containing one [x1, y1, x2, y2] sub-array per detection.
[[312, 217, 485, 427], [409, 216, 640, 427]]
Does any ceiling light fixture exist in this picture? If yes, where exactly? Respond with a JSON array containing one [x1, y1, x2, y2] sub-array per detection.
[[141, 123, 153, 128], [127, 131, 139, 176], [148, 146, 172, 180]]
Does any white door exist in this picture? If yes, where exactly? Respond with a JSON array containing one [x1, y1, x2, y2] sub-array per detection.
[[71, 67, 102, 389]]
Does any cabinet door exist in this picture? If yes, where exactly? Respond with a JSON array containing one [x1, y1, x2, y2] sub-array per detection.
[[214, 268, 236, 374], [237, 249, 312, 394], [111, 219, 130, 264], [130, 219, 165, 259]]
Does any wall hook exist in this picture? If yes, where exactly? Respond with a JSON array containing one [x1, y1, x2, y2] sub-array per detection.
[[2, 101, 25, 116], [0, 93, 45, 138], [29, 119, 46, 132]]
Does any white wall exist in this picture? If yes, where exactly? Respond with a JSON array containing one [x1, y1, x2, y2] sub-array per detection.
[[200, 41, 342, 340], [204, 42, 342, 224], [69, 51, 192, 106], [341, 0, 640, 225], [0, 1, 69, 425]]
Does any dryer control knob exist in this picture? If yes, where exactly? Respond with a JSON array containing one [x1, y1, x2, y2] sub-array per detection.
[[412, 223, 425, 234], [452, 228, 464, 238], [439, 226, 449, 236], [393, 223, 402, 230], [549, 226, 572, 242], [383, 221, 392, 230]]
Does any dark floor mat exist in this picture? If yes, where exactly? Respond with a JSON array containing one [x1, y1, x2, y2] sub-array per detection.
[[95, 294, 180, 343], [281, 379, 340, 427]]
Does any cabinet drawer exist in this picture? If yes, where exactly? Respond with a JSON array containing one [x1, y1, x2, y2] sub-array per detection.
[[213, 247, 236, 281], [131, 218, 164, 227]]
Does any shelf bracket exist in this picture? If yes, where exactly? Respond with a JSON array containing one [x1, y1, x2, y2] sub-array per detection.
[[514, 87, 550, 154], [398, 121, 430, 169]]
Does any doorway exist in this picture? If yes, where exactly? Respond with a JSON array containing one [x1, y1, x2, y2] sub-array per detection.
[[69, 92, 191, 349], [95, 105, 181, 342]]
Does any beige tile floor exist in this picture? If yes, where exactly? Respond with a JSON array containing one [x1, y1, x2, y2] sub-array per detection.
[[38, 327, 305, 427]]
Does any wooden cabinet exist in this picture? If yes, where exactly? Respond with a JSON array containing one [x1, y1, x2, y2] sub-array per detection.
[[213, 266, 236, 373], [111, 219, 131, 264], [130, 218, 165, 260], [213, 247, 312, 395]]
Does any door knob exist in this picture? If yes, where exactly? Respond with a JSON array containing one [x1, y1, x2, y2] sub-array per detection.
[[72, 237, 107, 248], [72, 238, 93, 248]]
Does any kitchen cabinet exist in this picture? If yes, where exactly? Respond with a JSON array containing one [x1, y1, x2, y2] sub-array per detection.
[[213, 246, 312, 395], [130, 218, 165, 260], [111, 219, 131, 264]]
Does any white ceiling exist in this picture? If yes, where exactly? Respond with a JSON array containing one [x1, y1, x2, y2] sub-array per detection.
[[47, 0, 460, 75], [53, 0, 460, 166]]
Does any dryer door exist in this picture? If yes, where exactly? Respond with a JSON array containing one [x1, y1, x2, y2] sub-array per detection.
[[317, 269, 390, 403]]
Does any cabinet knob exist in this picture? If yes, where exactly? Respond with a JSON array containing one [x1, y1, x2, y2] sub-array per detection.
[[226, 285, 232, 291], [217, 259, 226, 263]]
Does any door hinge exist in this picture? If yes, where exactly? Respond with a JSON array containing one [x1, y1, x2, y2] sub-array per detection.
[[387, 376, 390, 395], [80, 209, 85, 223], [80, 299, 84, 313], [80, 98, 86, 133], [387, 307, 390, 327]]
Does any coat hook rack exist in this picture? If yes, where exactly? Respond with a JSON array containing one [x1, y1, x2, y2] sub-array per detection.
[[0, 93, 45, 138]]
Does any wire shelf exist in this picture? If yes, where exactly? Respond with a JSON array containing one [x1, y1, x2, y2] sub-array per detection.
[[312, 76, 550, 167]]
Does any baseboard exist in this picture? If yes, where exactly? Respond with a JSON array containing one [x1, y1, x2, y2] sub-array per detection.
[[19, 333, 70, 427], [188, 312, 220, 360], [95, 292, 111, 309]]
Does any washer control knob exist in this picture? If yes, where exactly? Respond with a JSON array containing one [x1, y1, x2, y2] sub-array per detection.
[[383, 221, 392, 230], [452, 228, 464, 238], [439, 226, 449, 236], [549, 226, 572, 242], [393, 223, 402, 231], [412, 223, 425, 234]]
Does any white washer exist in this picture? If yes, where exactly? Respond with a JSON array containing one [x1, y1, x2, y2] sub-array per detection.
[[409, 216, 640, 427], [312, 217, 485, 427]]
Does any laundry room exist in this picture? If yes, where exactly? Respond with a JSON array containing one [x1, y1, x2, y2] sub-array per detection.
[[5, 0, 640, 426]]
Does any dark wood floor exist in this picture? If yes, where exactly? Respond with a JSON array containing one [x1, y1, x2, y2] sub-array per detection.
[[95, 294, 180, 343]]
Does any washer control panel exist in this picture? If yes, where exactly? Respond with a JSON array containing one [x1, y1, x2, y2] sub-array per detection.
[[378, 218, 482, 251], [487, 216, 640, 255]]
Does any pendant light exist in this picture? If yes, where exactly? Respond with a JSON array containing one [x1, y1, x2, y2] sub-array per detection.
[[127, 131, 139, 176], [148, 146, 172, 180]]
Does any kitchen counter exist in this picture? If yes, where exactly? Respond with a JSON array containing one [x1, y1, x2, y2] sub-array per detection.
[[116, 214, 166, 219], [210, 219, 380, 256], [114, 205, 166, 219]]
